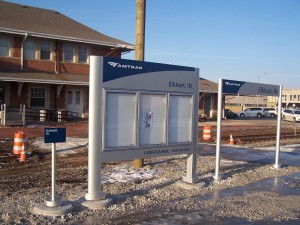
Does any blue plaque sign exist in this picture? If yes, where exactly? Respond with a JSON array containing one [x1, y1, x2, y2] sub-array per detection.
[[44, 128, 66, 143]]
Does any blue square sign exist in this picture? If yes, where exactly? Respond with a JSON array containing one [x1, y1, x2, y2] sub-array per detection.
[[44, 128, 66, 143]]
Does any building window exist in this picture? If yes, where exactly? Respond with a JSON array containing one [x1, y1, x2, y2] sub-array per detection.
[[40, 41, 51, 60], [290, 95, 292, 101], [0, 37, 10, 56], [31, 88, 45, 108], [67, 91, 72, 104], [64, 44, 74, 62], [283, 95, 287, 101], [78, 47, 87, 63], [24, 40, 36, 59]]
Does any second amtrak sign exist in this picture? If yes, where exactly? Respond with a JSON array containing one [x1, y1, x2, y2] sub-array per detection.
[[222, 79, 280, 96]]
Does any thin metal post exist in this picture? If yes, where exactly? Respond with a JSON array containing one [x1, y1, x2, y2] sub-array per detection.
[[214, 78, 223, 181], [274, 85, 283, 169], [51, 143, 56, 201], [45, 142, 61, 207]]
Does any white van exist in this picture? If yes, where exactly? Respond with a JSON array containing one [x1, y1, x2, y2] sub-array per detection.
[[238, 107, 265, 118]]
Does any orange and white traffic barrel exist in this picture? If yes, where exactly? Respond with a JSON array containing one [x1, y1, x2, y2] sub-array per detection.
[[13, 131, 26, 155], [203, 125, 211, 141]]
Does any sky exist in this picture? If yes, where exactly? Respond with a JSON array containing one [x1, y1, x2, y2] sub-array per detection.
[[6, 0, 300, 89]]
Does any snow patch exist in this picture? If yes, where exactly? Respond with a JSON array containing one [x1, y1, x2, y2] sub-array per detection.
[[102, 165, 158, 184]]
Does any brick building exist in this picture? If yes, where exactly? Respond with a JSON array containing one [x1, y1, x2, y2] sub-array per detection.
[[198, 78, 218, 118], [0, 1, 134, 118]]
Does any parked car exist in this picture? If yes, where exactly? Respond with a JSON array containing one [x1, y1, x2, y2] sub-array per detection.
[[224, 109, 238, 119], [264, 107, 278, 118], [238, 107, 265, 118], [282, 109, 300, 122]]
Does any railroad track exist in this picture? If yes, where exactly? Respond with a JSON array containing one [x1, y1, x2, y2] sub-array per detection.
[[221, 133, 300, 144]]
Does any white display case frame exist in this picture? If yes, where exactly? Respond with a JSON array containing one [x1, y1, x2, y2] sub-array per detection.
[[85, 56, 200, 202]]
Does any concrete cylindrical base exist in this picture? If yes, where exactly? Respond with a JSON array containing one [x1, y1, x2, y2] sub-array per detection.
[[33, 201, 73, 217], [82, 198, 113, 210]]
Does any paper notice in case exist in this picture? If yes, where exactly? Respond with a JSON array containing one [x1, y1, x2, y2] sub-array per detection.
[[139, 94, 166, 145], [145, 112, 153, 128]]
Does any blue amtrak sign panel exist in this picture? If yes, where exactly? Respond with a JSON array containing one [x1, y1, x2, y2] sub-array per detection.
[[222, 79, 280, 96], [103, 57, 195, 83], [100, 57, 198, 93]]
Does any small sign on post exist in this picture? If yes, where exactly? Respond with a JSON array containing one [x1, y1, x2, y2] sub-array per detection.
[[44, 128, 66, 207], [33, 127, 72, 216]]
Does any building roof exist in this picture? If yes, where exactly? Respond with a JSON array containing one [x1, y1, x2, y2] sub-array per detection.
[[199, 77, 218, 93], [0, 1, 134, 51], [0, 70, 89, 85]]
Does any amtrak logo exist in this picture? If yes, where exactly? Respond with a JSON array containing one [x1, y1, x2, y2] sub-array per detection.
[[108, 61, 143, 70], [224, 81, 241, 87], [108, 62, 119, 67]]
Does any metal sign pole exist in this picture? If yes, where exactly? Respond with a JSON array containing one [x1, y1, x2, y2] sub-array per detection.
[[45, 142, 61, 207], [214, 78, 223, 181], [83, 56, 111, 209], [274, 85, 283, 169], [85, 56, 105, 201], [51, 143, 56, 202]]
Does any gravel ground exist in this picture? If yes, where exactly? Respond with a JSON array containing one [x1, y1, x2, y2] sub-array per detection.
[[1, 136, 300, 224]]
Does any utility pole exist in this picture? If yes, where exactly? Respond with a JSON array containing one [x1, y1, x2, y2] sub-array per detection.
[[133, 0, 146, 169], [135, 0, 146, 61]]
